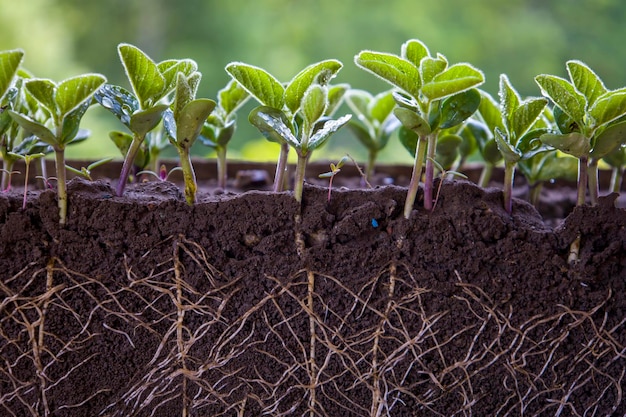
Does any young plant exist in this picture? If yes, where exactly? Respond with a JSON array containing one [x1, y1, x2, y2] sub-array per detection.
[[66, 158, 113, 181], [198, 79, 250, 189], [162, 72, 216, 204], [8, 151, 45, 208], [535, 60, 626, 206], [482, 75, 549, 213], [226, 60, 351, 201], [94, 43, 198, 197], [518, 150, 578, 207], [428, 157, 468, 211], [355, 39, 484, 217], [137, 164, 183, 182], [344, 89, 399, 179], [319, 155, 350, 202], [8, 73, 106, 225]]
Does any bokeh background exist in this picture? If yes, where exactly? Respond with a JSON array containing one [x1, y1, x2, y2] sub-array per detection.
[[1, 0, 624, 164]]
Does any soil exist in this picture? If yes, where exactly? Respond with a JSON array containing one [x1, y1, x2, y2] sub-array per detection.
[[0, 161, 625, 416]]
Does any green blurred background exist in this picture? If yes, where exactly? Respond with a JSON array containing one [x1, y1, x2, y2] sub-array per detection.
[[1, 0, 624, 164]]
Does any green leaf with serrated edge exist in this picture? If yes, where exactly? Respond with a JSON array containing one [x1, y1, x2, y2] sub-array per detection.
[[588, 89, 626, 129], [118, 43, 165, 108], [0, 49, 24, 99], [325, 83, 349, 117], [346, 120, 376, 150], [421, 63, 484, 101], [174, 99, 216, 150], [8, 110, 57, 145], [94, 84, 139, 127], [401, 39, 430, 68], [370, 90, 396, 124], [284, 60, 342, 114], [420, 56, 447, 85], [56, 74, 106, 118], [553, 105, 578, 134], [591, 120, 626, 158], [60, 100, 90, 145], [226, 63, 285, 110], [499, 74, 520, 131], [24, 79, 57, 117], [494, 127, 521, 163], [511, 97, 548, 140], [566, 60, 607, 108], [307, 114, 351, 152], [398, 126, 418, 157], [393, 107, 431, 136], [219, 79, 250, 118], [249, 106, 297, 147], [301, 84, 327, 131], [478, 90, 505, 134], [355, 51, 421, 98], [129, 104, 168, 137], [540, 132, 590, 158], [535, 74, 585, 125], [438, 88, 481, 129]]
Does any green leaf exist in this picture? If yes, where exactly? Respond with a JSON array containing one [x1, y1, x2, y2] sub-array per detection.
[[300, 84, 327, 131], [438, 88, 481, 129], [218, 79, 250, 117], [535, 74, 586, 125], [494, 127, 522, 163], [498, 74, 520, 131], [307, 114, 351, 151], [591, 120, 626, 159], [109, 130, 134, 155], [325, 83, 349, 117], [370, 90, 396, 124], [24, 79, 57, 117], [56, 73, 106, 118], [118, 43, 166, 108], [284, 60, 342, 114], [94, 84, 139, 127], [478, 91, 505, 134], [398, 126, 419, 157], [511, 97, 548, 139], [421, 63, 484, 101], [248, 106, 297, 147], [159, 59, 198, 92], [346, 120, 376, 151], [436, 134, 462, 169], [540, 131, 590, 158], [0, 49, 24, 99], [553, 105, 579, 134], [393, 107, 431, 136], [8, 110, 57, 145], [566, 60, 607, 108], [226, 62, 285, 110], [419, 55, 448, 85], [602, 145, 626, 168], [588, 89, 626, 129], [174, 99, 216, 150], [129, 104, 169, 137], [60, 100, 90, 145], [401, 39, 430, 67], [345, 89, 371, 119], [355, 51, 421, 98], [172, 72, 195, 120]]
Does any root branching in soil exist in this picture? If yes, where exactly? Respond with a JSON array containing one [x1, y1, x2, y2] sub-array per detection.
[[1, 239, 624, 416]]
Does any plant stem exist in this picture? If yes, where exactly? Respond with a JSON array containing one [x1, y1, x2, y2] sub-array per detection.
[[179, 149, 197, 205], [365, 150, 377, 184], [610, 166, 623, 193], [587, 158, 599, 206], [116, 133, 144, 197], [274, 142, 289, 192], [216, 146, 227, 189], [528, 181, 543, 208], [503, 160, 516, 214], [22, 160, 31, 210], [54, 147, 67, 226], [576, 156, 589, 206], [403, 137, 427, 219], [478, 163, 493, 188], [423, 133, 437, 211], [294, 152, 307, 203], [1, 159, 15, 191]]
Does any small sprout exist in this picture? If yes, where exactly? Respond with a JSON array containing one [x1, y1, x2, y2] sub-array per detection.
[[319, 155, 349, 202], [0, 168, 20, 192], [428, 157, 468, 211], [8, 152, 44, 209], [137, 164, 183, 182], [66, 157, 113, 181]]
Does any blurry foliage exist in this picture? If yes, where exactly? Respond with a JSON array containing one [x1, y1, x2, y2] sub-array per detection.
[[1, 0, 625, 162]]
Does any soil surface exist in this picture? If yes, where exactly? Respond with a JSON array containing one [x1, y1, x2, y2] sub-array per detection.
[[0, 164, 625, 416]]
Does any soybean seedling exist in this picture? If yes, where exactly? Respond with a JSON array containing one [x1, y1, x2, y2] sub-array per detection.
[[198, 79, 250, 189], [137, 164, 183, 182], [481, 75, 549, 213], [227, 60, 351, 202], [319, 154, 373, 203], [8, 152, 44, 209], [162, 71, 216, 204], [94, 43, 198, 197], [535, 60, 626, 206], [8, 73, 106, 225], [428, 157, 468, 211], [344, 89, 399, 179], [355, 39, 484, 217], [66, 158, 113, 181]]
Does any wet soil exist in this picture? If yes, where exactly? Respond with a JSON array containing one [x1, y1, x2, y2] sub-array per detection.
[[0, 162, 625, 416]]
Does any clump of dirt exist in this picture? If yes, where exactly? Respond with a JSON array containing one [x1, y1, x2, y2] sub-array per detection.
[[0, 176, 624, 416]]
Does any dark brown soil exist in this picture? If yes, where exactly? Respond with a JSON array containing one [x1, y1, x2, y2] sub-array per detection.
[[1, 164, 625, 416]]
